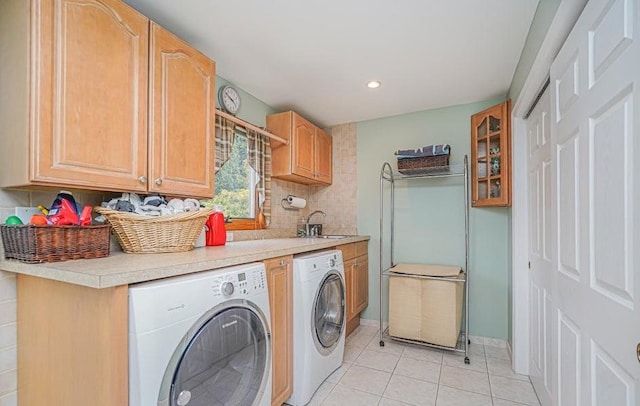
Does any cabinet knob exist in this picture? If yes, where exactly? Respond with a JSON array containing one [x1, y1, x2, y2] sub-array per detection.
[[155, 178, 163, 185], [137, 176, 147, 184]]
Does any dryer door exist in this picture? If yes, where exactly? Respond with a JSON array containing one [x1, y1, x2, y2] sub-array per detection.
[[159, 301, 270, 406], [312, 271, 346, 354]]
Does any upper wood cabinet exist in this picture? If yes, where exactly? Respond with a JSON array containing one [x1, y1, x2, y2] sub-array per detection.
[[264, 256, 293, 406], [267, 111, 332, 185], [0, 0, 215, 198], [470, 100, 511, 207], [149, 23, 215, 197]]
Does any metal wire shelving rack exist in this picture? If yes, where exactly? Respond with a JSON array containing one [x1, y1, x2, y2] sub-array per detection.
[[378, 155, 471, 364]]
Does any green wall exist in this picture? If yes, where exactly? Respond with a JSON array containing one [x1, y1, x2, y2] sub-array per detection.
[[215, 76, 277, 126], [508, 0, 562, 102], [357, 98, 510, 339]]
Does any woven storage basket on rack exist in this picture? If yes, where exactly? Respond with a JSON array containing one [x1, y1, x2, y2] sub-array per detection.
[[0, 224, 111, 263], [94, 207, 213, 253], [397, 154, 450, 175]]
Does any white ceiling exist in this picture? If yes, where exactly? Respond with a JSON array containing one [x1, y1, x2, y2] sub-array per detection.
[[124, 0, 539, 127]]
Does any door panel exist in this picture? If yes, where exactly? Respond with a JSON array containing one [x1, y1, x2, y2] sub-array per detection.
[[546, 0, 640, 404], [558, 311, 581, 406], [528, 85, 555, 406]]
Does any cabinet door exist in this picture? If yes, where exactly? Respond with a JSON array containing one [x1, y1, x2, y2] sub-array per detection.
[[33, 0, 149, 191], [264, 256, 293, 406], [354, 255, 369, 314], [343, 258, 357, 321], [471, 100, 511, 207], [314, 128, 333, 184], [149, 23, 215, 198], [291, 113, 316, 180]]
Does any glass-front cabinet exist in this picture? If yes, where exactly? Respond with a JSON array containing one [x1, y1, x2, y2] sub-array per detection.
[[471, 100, 511, 207]]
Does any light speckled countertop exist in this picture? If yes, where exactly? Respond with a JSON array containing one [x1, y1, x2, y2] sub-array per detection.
[[0, 236, 369, 289]]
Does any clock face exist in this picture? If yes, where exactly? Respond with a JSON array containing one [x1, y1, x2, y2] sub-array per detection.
[[219, 85, 241, 115]]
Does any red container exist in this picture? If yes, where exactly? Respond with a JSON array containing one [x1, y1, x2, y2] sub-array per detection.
[[205, 212, 226, 246]]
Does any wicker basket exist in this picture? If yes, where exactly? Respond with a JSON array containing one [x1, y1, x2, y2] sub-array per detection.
[[397, 154, 450, 175], [1, 224, 111, 263], [94, 207, 213, 253]]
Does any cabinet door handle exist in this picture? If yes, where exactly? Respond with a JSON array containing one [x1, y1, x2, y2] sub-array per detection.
[[637, 342, 640, 362], [155, 178, 163, 185], [138, 176, 147, 184], [279, 260, 286, 266]]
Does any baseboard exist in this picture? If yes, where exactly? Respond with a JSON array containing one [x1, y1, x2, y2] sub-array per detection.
[[359, 318, 508, 348]]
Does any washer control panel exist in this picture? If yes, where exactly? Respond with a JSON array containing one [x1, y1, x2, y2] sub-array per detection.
[[211, 267, 267, 298]]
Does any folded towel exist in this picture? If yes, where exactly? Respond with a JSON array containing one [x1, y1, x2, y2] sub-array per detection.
[[395, 144, 450, 158]]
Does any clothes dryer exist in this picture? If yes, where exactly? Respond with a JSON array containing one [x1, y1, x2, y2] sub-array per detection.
[[286, 250, 346, 405], [129, 263, 271, 406]]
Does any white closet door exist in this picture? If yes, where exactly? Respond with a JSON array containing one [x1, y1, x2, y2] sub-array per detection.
[[528, 86, 556, 406], [550, 0, 640, 405]]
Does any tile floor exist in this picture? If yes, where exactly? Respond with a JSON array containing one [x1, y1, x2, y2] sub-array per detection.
[[305, 325, 541, 406]]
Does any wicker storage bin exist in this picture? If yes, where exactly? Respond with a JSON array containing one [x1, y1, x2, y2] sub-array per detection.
[[397, 154, 450, 175], [0, 224, 111, 263], [389, 263, 464, 347], [94, 207, 213, 253]]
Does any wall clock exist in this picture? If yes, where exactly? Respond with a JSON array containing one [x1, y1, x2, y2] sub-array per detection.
[[218, 85, 241, 115]]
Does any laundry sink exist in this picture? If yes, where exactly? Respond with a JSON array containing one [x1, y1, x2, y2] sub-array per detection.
[[301, 235, 351, 239]]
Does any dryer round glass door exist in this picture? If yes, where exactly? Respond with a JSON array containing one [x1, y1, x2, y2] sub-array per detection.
[[160, 303, 270, 406], [312, 272, 345, 354]]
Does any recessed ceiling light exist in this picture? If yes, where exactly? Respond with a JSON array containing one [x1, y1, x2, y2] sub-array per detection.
[[366, 80, 381, 89]]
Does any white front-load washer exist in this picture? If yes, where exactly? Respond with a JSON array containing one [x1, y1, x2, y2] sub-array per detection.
[[287, 250, 346, 406], [129, 263, 272, 406]]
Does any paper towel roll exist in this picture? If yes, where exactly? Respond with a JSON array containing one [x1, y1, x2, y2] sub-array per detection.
[[287, 195, 307, 209]]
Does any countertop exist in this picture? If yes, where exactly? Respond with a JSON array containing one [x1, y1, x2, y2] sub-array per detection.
[[0, 236, 369, 289]]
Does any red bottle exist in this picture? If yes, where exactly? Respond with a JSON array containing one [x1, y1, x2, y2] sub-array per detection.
[[205, 208, 226, 246]]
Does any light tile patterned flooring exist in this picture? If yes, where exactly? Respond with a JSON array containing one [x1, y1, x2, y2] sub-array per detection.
[[305, 325, 541, 406]]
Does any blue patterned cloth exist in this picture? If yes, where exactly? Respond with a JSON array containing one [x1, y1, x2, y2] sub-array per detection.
[[395, 144, 450, 158]]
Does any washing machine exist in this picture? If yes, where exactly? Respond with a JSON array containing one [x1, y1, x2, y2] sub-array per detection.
[[129, 263, 272, 406], [287, 250, 346, 406]]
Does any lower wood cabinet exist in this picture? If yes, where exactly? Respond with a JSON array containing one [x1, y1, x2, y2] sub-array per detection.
[[264, 255, 293, 406], [17, 275, 128, 406], [338, 241, 369, 337]]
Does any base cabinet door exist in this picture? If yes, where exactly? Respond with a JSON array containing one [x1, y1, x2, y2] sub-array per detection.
[[264, 256, 293, 406], [354, 256, 369, 314], [344, 258, 356, 321], [338, 241, 369, 337]]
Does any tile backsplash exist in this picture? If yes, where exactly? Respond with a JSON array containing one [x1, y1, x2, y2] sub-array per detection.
[[234, 122, 358, 240]]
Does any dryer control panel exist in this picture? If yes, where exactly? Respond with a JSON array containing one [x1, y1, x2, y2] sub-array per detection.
[[211, 267, 267, 298]]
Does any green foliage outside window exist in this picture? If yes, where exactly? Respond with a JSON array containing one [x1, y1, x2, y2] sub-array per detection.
[[202, 134, 254, 218]]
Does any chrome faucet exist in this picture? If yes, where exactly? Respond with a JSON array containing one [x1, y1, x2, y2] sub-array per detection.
[[300, 210, 326, 237], [304, 210, 326, 224]]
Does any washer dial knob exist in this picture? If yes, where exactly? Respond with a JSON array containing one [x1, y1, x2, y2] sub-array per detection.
[[329, 258, 337, 267], [221, 281, 234, 297]]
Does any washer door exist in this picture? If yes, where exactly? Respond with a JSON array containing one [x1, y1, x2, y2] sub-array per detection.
[[158, 300, 270, 406], [312, 271, 346, 354]]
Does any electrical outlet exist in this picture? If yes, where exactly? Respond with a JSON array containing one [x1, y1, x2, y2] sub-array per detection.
[[15, 207, 41, 224], [226, 232, 234, 242]]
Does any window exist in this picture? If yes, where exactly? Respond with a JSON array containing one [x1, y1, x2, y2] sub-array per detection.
[[206, 132, 262, 230]]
